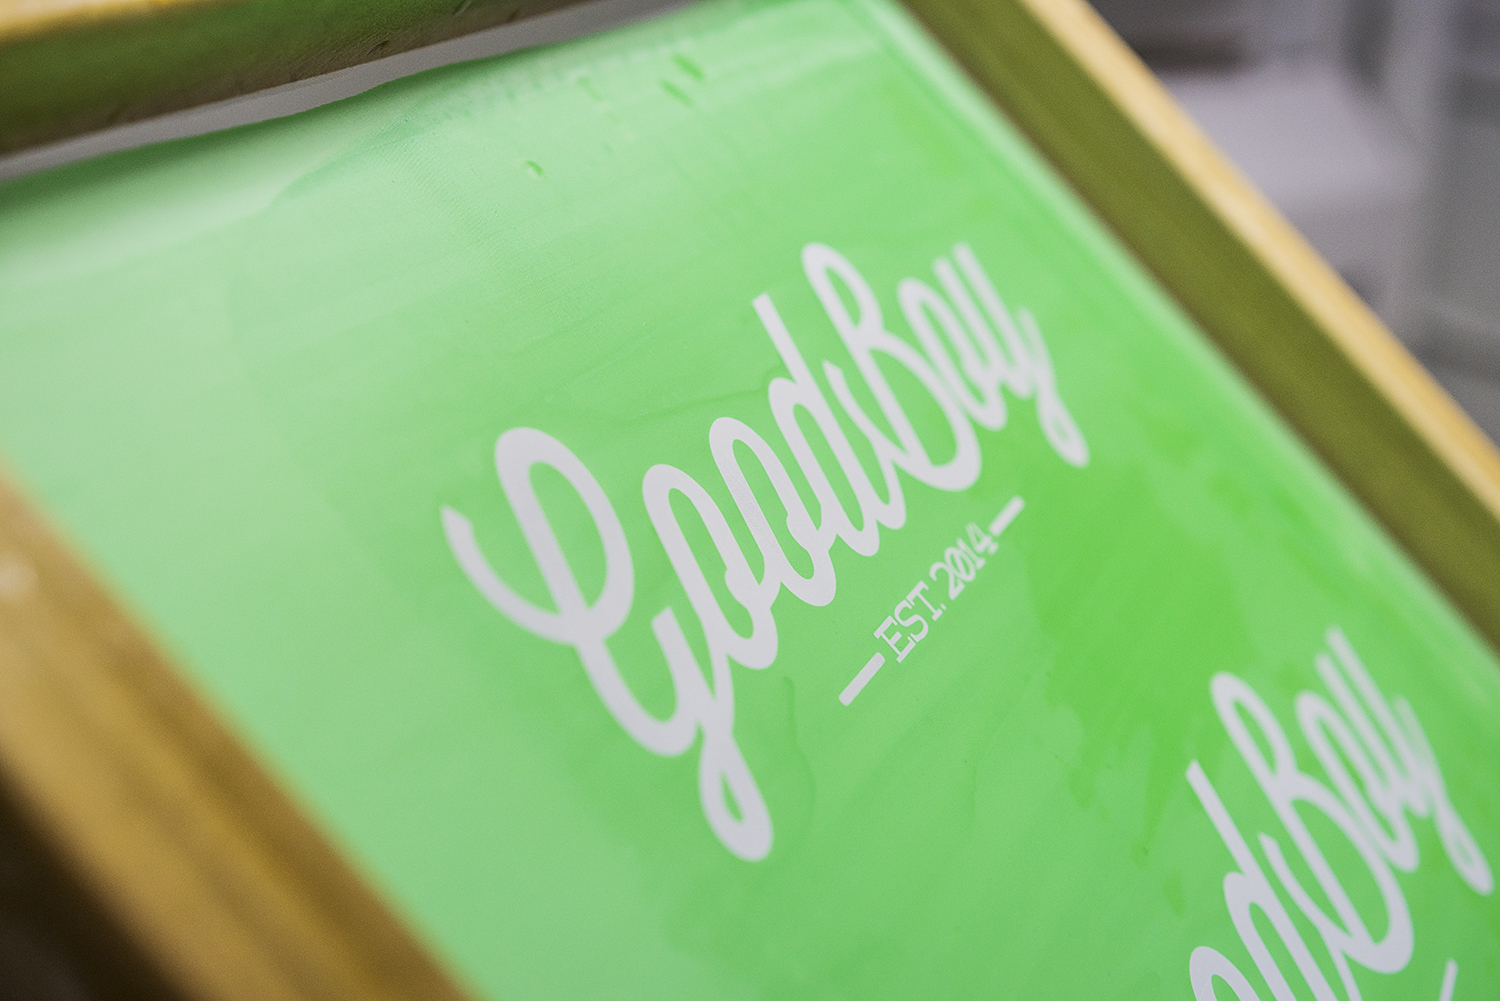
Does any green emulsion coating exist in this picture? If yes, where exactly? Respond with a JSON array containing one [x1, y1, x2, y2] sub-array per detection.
[[2, 0, 1498, 997]]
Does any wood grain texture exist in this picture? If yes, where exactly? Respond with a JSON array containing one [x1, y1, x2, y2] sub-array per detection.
[[0, 0, 584, 154], [0, 476, 475, 1001], [903, 0, 1500, 652], [0, 772, 191, 1000]]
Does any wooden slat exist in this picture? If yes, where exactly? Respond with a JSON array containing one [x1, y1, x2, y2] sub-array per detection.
[[0, 0, 581, 154], [0, 477, 475, 1001], [904, 0, 1500, 652]]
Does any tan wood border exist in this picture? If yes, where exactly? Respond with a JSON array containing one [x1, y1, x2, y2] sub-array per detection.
[[902, 0, 1500, 650], [2, 0, 1500, 999], [0, 0, 579, 154], [0, 478, 473, 1000]]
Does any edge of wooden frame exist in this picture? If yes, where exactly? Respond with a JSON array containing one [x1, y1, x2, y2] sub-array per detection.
[[3, 0, 1500, 999], [903, 0, 1500, 652], [0, 0, 579, 154], [0, 477, 474, 1001]]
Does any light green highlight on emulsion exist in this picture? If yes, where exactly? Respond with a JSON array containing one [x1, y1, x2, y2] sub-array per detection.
[[2, 0, 1499, 997]]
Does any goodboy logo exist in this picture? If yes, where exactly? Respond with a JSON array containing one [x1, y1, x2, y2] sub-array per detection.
[[442, 242, 1086, 859]]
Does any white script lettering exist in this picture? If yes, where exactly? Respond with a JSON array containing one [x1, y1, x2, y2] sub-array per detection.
[[1185, 628, 1492, 1000], [442, 242, 1087, 859]]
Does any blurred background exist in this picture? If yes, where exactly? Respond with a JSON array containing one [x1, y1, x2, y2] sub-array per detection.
[[1092, 0, 1500, 439]]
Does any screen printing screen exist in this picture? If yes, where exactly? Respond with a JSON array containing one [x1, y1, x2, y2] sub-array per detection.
[[1, 0, 1498, 997]]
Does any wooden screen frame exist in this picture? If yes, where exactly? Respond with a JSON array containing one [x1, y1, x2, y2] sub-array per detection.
[[3, 0, 1500, 998]]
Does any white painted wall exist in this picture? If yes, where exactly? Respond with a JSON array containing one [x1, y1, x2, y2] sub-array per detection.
[[1097, 0, 1500, 444]]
